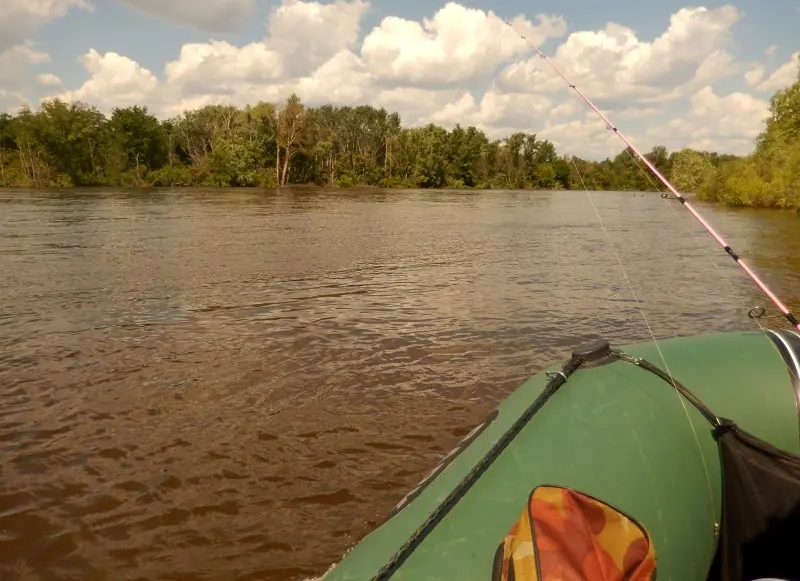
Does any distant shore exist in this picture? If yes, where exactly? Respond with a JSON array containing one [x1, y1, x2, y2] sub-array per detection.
[[2, 69, 798, 212], [2, 183, 798, 213]]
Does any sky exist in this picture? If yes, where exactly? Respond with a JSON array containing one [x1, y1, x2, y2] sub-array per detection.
[[1, 0, 798, 160]]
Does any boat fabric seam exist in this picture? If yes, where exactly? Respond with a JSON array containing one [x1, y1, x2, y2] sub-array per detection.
[[367, 353, 586, 581], [527, 487, 544, 581]]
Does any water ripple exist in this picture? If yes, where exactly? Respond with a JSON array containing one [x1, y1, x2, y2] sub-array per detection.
[[0, 188, 798, 580]]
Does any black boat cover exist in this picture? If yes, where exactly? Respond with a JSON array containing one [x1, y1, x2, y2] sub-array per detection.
[[707, 419, 800, 581]]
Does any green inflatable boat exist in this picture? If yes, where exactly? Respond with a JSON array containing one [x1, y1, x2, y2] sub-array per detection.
[[319, 328, 800, 581]]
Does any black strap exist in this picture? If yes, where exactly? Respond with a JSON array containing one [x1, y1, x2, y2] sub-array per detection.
[[612, 350, 720, 427]]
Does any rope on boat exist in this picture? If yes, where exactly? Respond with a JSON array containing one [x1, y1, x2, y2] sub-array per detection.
[[369, 353, 586, 581]]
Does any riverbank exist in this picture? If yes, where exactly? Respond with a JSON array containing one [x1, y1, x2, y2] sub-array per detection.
[[0, 95, 752, 198], [684, 67, 800, 213], [1, 65, 796, 209], [1, 180, 798, 213], [694, 149, 800, 212]]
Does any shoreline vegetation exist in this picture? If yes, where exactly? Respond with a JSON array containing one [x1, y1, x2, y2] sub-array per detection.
[[1, 66, 798, 211]]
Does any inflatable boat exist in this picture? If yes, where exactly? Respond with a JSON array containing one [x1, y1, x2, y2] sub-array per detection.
[[320, 329, 800, 581]]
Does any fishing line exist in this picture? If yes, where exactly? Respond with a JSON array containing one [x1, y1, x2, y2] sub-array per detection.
[[568, 157, 717, 524], [505, 21, 800, 523], [568, 156, 660, 347], [619, 143, 800, 385], [661, 192, 799, 384], [504, 21, 800, 333]]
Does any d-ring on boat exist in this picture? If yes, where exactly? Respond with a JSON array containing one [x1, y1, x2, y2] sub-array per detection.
[[318, 23, 800, 581]]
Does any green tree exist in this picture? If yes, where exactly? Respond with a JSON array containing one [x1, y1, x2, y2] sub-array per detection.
[[0, 81, 795, 211], [107, 105, 167, 184], [670, 148, 715, 194], [276, 94, 311, 187], [698, 57, 800, 210], [757, 55, 800, 154]]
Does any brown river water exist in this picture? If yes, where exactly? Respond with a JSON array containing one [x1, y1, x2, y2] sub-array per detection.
[[1, 187, 799, 581]]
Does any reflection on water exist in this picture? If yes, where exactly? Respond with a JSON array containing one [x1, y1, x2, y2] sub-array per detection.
[[0, 188, 798, 580]]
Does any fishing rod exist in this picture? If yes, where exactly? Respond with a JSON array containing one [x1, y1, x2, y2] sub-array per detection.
[[505, 22, 800, 332]]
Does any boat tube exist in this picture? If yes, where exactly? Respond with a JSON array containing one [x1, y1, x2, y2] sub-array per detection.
[[320, 329, 800, 581]]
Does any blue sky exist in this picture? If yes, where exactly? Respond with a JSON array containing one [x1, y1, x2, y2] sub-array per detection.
[[32, 0, 800, 92], [2, 0, 798, 159]]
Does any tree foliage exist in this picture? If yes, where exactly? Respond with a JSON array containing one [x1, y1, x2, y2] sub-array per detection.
[[0, 95, 574, 190], [695, 56, 800, 211], [670, 148, 715, 193], [0, 77, 797, 212]]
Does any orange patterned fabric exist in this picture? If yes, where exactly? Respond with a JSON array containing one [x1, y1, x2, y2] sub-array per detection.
[[492, 485, 656, 581]]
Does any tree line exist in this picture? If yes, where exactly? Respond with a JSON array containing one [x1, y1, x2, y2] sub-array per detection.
[[0, 96, 574, 190], [0, 64, 797, 211], [681, 61, 800, 211]]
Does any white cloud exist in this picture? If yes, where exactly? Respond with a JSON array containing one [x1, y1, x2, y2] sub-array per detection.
[[360, 3, 565, 86], [22, 0, 798, 160], [0, 0, 91, 50], [0, 44, 50, 72], [750, 52, 800, 93], [0, 0, 90, 111], [51, 0, 565, 116], [419, 89, 552, 136], [291, 50, 373, 103], [744, 65, 765, 87], [137, 0, 371, 112], [115, 0, 254, 32], [615, 106, 662, 120], [538, 115, 623, 159], [157, 48, 375, 117], [0, 90, 24, 113], [372, 87, 464, 124], [498, 6, 741, 103], [53, 49, 159, 111], [266, 0, 369, 76], [0, 0, 89, 19], [164, 41, 284, 95], [38, 73, 61, 86], [647, 86, 770, 154], [0, 43, 59, 111], [550, 100, 580, 118], [51, 0, 376, 116]]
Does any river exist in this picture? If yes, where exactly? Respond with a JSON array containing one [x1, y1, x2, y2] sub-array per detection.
[[1, 188, 798, 581]]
